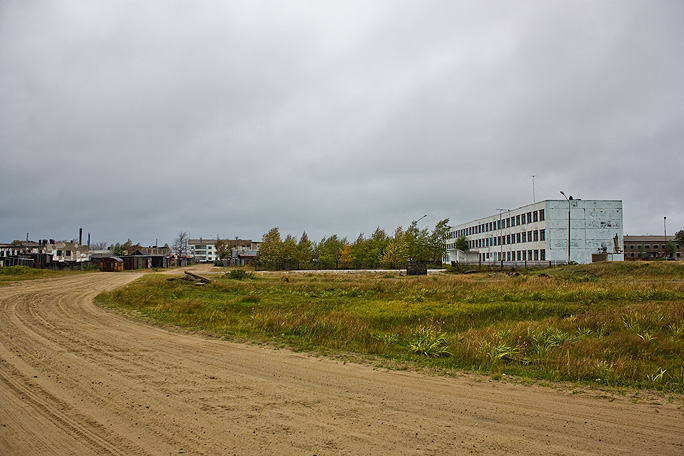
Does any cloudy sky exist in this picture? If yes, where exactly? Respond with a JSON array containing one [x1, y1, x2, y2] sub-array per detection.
[[1, 1, 683, 247]]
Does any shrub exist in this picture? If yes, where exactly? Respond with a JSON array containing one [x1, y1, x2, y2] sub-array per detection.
[[226, 269, 253, 280]]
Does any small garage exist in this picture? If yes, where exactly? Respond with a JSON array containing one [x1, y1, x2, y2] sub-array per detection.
[[99, 257, 124, 272]]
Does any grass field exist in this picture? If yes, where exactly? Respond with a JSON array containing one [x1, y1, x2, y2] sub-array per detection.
[[95, 262, 684, 392], [0, 265, 71, 284]]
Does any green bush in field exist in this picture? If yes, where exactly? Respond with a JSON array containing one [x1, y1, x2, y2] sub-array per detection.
[[226, 269, 253, 280]]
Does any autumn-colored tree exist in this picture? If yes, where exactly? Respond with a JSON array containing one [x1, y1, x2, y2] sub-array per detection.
[[338, 243, 354, 269], [257, 227, 282, 270]]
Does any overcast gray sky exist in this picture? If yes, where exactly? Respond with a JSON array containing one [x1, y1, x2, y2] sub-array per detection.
[[1, 0, 683, 247]]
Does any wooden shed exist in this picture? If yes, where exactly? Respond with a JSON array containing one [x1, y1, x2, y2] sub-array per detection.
[[99, 257, 124, 272]]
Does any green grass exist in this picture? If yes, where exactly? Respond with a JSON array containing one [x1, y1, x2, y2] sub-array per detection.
[[0, 265, 95, 285], [95, 262, 684, 392], [0, 265, 60, 284]]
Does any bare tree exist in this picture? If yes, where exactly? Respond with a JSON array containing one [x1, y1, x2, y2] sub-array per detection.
[[90, 241, 109, 250], [173, 231, 189, 257]]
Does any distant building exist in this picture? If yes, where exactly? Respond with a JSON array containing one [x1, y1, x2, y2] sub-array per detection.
[[623, 235, 682, 260], [0, 240, 91, 268], [445, 199, 624, 265], [188, 238, 260, 264], [188, 238, 218, 263]]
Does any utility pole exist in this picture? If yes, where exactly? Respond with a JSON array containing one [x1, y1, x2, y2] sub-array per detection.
[[560, 191, 571, 264], [664, 216, 667, 259], [497, 209, 508, 265]]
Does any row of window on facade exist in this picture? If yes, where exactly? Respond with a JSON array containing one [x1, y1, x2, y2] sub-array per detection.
[[449, 209, 545, 239], [447, 229, 546, 250], [0, 249, 72, 257], [626, 244, 681, 250], [480, 249, 547, 262]]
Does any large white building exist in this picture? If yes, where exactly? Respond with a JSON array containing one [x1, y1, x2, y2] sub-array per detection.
[[188, 238, 218, 263], [445, 199, 623, 265]]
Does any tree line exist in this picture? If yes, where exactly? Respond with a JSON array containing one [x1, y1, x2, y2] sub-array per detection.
[[255, 219, 450, 270]]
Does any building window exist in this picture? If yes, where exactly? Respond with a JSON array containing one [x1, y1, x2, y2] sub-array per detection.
[[533, 211, 538, 222], [540, 229, 546, 241], [517, 233, 521, 243], [521, 213, 526, 224], [57, 250, 62, 256], [527, 212, 532, 223], [65, 250, 71, 257], [528, 250, 533, 260], [516, 215, 520, 225], [539, 209, 545, 221], [506, 218, 511, 228], [534, 230, 539, 242], [534, 250, 539, 261], [522, 232, 527, 242], [522, 250, 527, 261], [541, 249, 546, 260], [528, 231, 533, 242]]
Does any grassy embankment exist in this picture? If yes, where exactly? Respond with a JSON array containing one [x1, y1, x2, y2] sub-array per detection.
[[95, 262, 684, 392], [0, 265, 66, 285]]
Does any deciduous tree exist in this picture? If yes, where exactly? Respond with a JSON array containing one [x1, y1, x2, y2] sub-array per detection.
[[429, 218, 450, 264], [338, 243, 354, 269], [215, 239, 231, 261], [381, 227, 409, 269], [297, 231, 313, 269], [257, 227, 282, 270], [172, 232, 188, 257], [281, 234, 298, 269], [454, 235, 468, 251]]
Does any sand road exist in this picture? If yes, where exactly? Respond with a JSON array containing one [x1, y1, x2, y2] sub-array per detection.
[[1, 269, 683, 455]]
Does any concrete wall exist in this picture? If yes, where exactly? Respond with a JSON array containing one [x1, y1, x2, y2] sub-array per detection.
[[546, 200, 623, 264]]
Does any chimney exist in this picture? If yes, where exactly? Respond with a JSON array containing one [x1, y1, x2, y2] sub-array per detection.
[[79, 228, 83, 245]]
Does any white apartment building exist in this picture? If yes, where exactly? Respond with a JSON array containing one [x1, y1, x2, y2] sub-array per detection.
[[188, 238, 217, 263], [445, 200, 623, 265]]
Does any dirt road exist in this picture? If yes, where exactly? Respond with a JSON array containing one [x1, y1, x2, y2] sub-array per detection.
[[1, 270, 683, 455]]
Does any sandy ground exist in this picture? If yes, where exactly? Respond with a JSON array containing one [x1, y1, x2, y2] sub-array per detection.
[[1, 268, 683, 456]]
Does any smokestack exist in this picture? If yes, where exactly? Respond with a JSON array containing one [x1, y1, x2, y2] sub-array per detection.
[[88, 232, 91, 248], [79, 228, 83, 245]]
